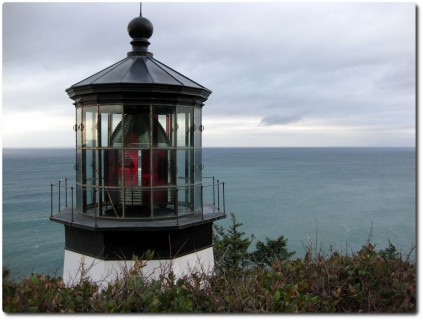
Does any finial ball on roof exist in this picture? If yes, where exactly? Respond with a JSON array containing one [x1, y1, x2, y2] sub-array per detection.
[[128, 16, 153, 39]]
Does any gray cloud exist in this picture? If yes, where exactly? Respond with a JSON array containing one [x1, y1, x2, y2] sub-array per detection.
[[2, 2, 415, 147], [260, 113, 304, 126]]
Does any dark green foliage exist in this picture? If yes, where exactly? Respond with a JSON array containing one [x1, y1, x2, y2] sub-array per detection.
[[252, 235, 295, 269], [213, 212, 253, 274], [378, 240, 401, 260], [2, 269, 97, 312], [213, 213, 294, 272]]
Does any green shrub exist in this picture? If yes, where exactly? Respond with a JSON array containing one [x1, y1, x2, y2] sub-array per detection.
[[252, 235, 295, 268], [3, 215, 416, 313], [213, 213, 253, 274]]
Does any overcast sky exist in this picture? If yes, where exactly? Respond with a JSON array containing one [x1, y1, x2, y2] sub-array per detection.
[[2, 1, 416, 147]]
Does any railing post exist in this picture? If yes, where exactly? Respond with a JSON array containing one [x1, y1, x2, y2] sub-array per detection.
[[65, 178, 68, 207], [201, 185, 204, 220], [222, 182, 226, 213], [94, 187, 98, 228], [217, 180, 220, 211], [212, 176, 216, 205], [58, 180, 61, 212], [71, 187, 74, 223], [175, 187, 179, 226], [50, 184, 53, 217]]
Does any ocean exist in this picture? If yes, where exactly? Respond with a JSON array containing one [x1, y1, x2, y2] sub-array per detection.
[[2, 147, 416, 277]]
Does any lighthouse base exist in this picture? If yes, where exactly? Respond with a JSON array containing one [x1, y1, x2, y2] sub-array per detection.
[[62, 247, 215, 286]]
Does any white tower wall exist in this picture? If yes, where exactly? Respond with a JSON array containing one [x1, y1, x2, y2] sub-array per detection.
[[62, 247, 215, 287]]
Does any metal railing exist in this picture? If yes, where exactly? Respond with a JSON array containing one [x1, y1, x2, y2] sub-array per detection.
[[51, 178, 75, 222], [50, 177, 225, 223], [202, 176, 225, 213]]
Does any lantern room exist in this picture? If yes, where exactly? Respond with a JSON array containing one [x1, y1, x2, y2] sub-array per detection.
[[72, 92, 205, 220], [50, 7, 226, 284], [66, 12, 216, 221]]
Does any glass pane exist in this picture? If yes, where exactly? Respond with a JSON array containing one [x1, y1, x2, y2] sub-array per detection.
[[153, 188, 175, 218], [123, 186, 142, 206], [123, 149, 151, 187], [82, 149, 97, 215], [178, 186, 194, 216], [177, 149, 193, 186], [101, 149, 120, 188], [110, 113, 123, 148], [83, 149, 96, 186], [98, 105, 122, 147], [121, 150, 175, 188], [194, 185, 202, 213], [177, 149, 185, 185], [83, 106, 97, 147], [76, 184, 83, 213], [101, 104, 122, 114], [153, 106, 175, 147], [81, 184, 99, 217], [153, 149, 176, 186], [123, 187, 152, 218], [194, 108, 202, 148], [101, 187, 122, 218], [202, 179, 215, 206], [177, 107, 192, 147], [123, 149, 139, 187], [124, 106, 150, 148], [100, 113, 109, 147], [76, 148, 82, 184]]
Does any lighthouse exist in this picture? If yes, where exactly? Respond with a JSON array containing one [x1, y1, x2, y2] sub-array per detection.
[[50, 7, 226, 285]]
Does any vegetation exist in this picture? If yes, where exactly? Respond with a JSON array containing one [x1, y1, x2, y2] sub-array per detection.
[[3, 214, 416, 313]]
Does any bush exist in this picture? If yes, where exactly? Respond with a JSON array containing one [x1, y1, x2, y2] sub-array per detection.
[[3, 215, 416, 313], [252, 235, 295, 269], [213, 213, 253, 274]]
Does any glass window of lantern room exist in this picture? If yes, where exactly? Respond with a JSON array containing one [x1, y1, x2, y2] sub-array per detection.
[[83, 148, 97, 213], [82, 106, 97, 147], [193, 107, 202, 184], [79, 106, 98, 215], [75, 107, 82, 212], [124, 106, 150, 148], [177, 149, 193, 186], [76, 148, 83, 213], [178, 186, 194, 216], [177, 107, 193, 147], [121, 105, 151, 218], [194, 185, 202, 214], [99, 105, 122, 148], [152, 105, 177, 188], [152, 106, 175, 147], [98, 105, 122, 218]]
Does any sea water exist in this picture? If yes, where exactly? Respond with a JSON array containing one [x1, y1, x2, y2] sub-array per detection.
[[2, 147, 416, 277]]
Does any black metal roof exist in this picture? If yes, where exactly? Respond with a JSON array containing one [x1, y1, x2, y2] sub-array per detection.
[[69, 55, 208, 89]]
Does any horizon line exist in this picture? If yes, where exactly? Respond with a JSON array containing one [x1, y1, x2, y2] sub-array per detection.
[[1, 146, 415, 149]]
